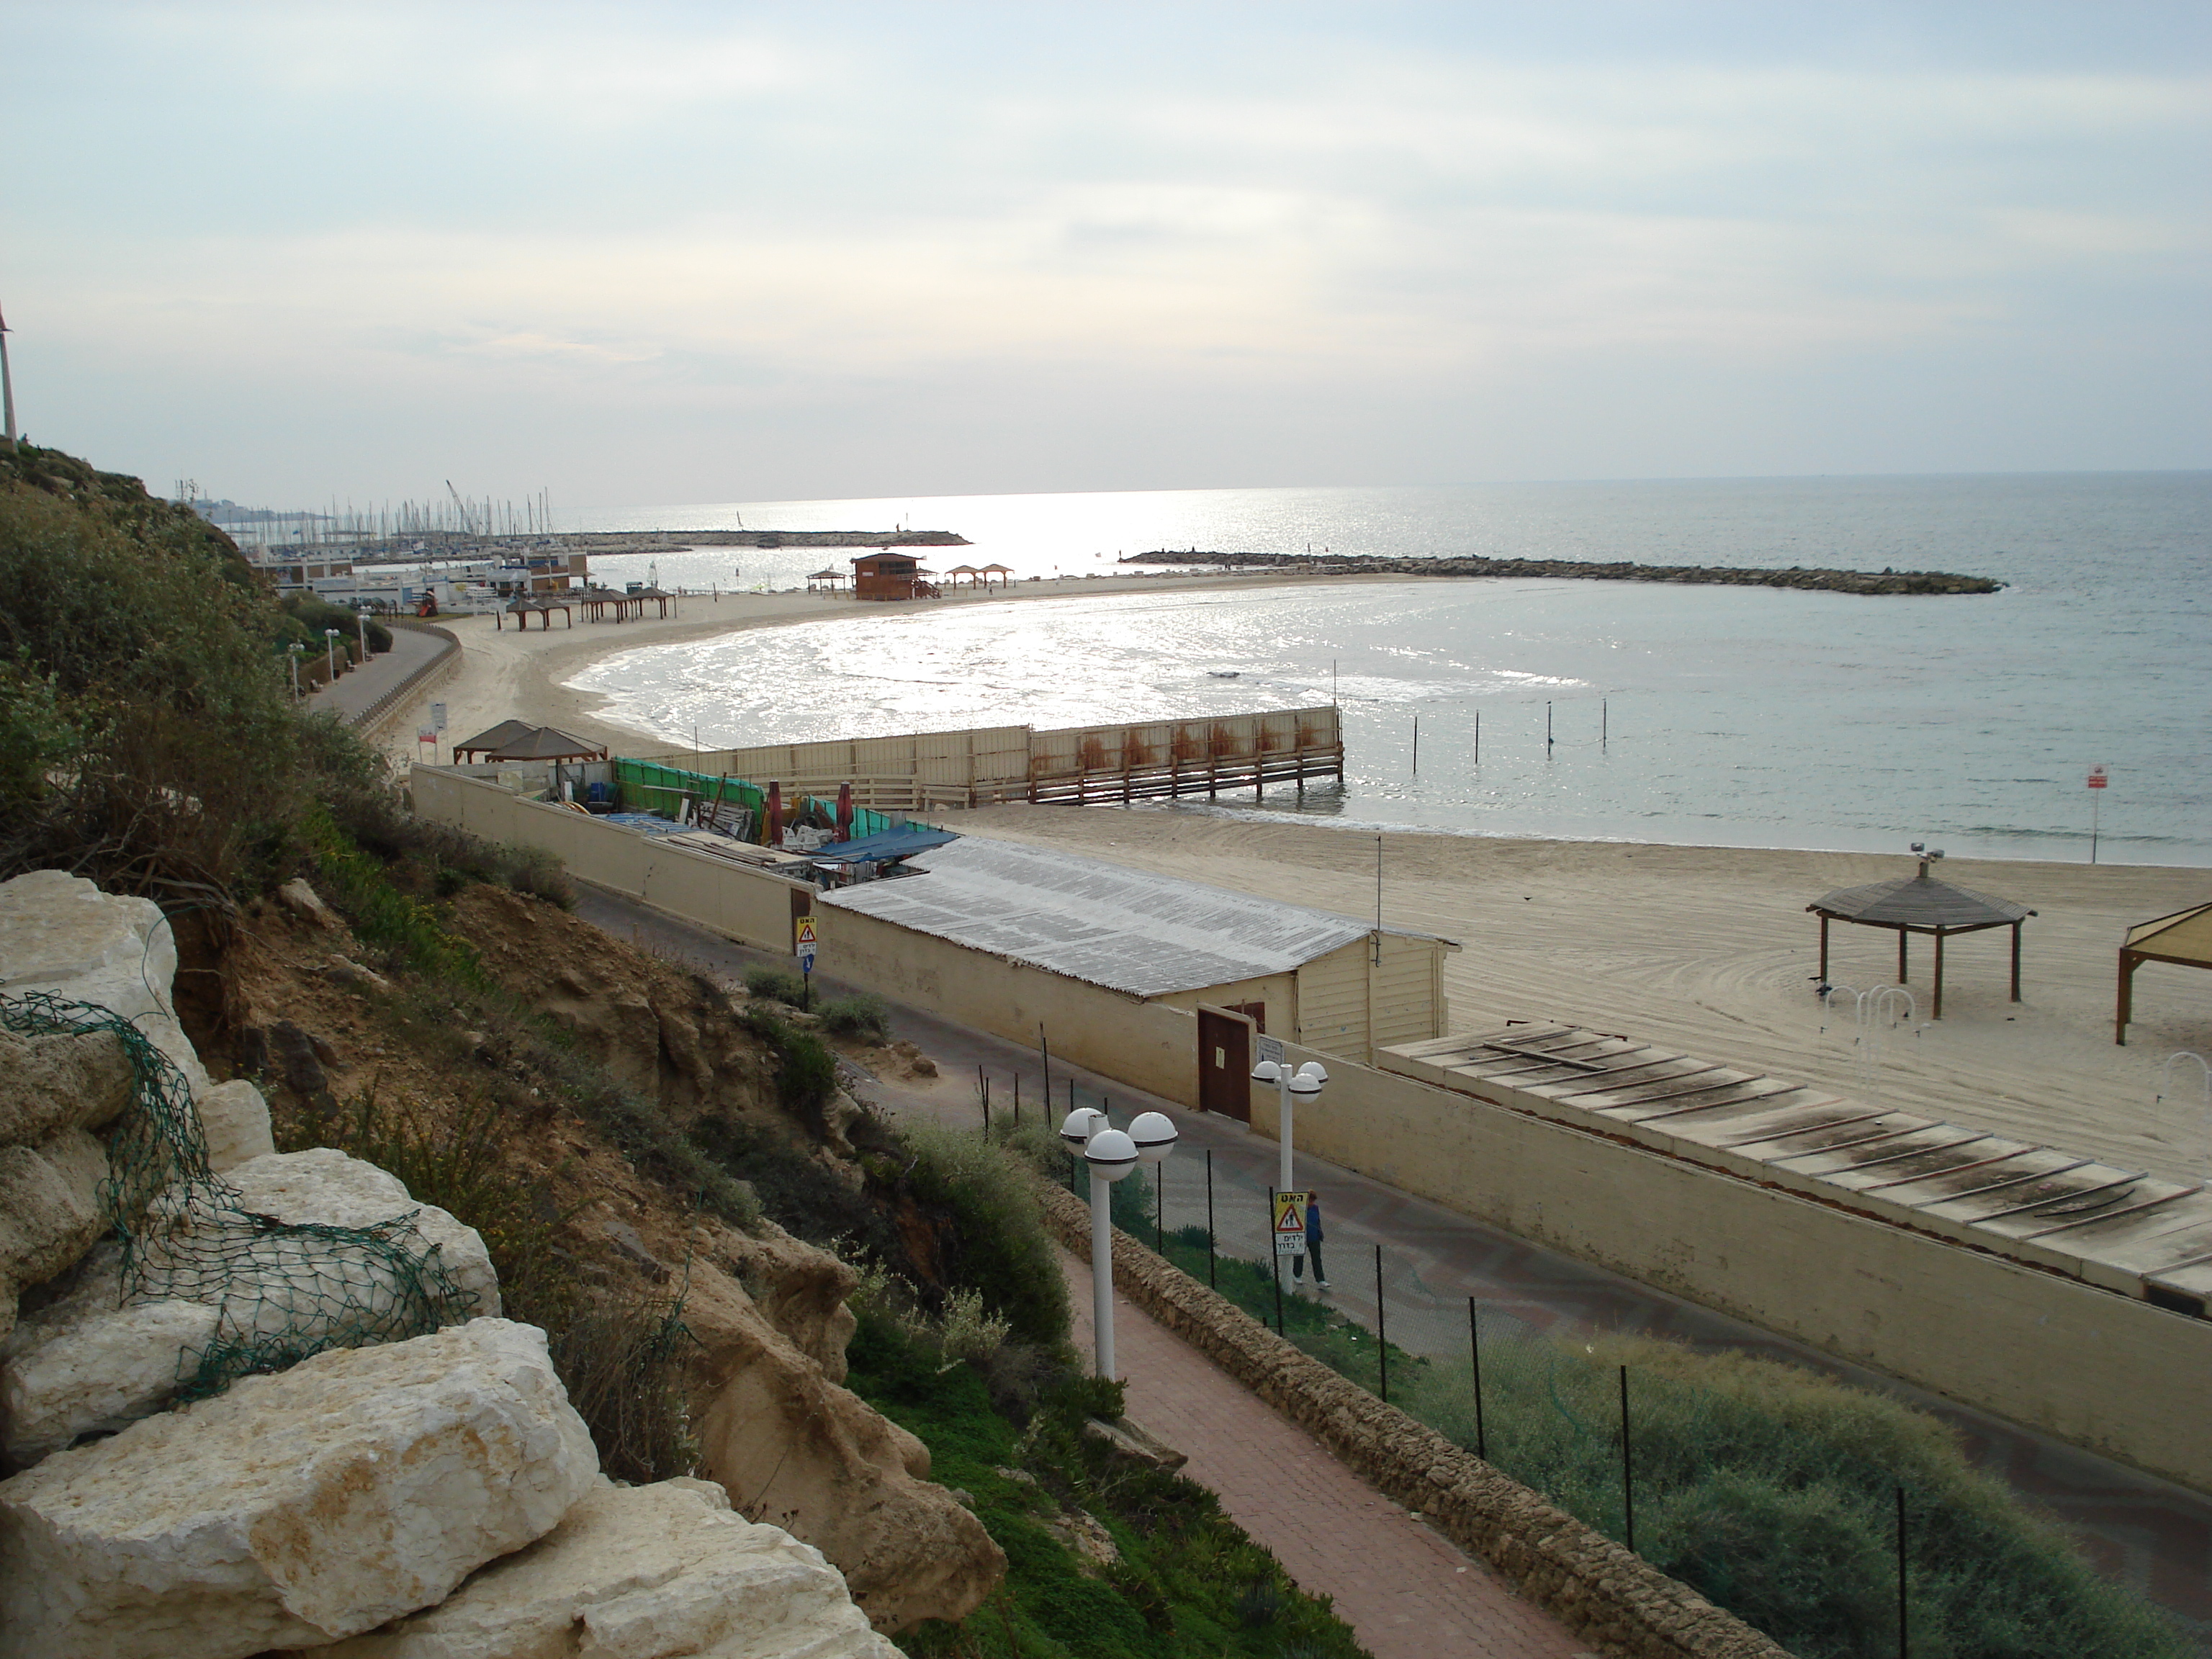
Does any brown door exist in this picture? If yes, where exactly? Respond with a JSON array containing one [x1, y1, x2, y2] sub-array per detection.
[[1197, 1007, 1252, 1121], [1228, 1000, 1266, 1033]]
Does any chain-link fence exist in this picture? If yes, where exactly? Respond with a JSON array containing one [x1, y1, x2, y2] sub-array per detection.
[[1004, 1084, 2198, 1659]]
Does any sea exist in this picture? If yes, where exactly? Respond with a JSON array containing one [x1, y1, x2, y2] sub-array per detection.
[[562, 474, 2210, 866]]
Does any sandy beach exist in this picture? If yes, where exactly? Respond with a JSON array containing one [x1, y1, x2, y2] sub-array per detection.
[[380, 568, 2212, 1190]]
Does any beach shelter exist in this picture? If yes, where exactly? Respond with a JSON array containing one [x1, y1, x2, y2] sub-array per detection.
[[979, 562, 1015, 590], [1807, 858, 2035, 1019], [2115, 901, 2212, 1044], [450, 719, 538, 763], [835, 781, 853, 841], [477, 725, 607, 764]]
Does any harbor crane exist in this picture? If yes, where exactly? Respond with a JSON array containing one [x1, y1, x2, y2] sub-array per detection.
[[444, 480, 479, 537]]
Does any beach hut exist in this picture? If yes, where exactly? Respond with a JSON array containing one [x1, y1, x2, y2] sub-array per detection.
[[1807, 857, 2034, 1019], [2115, 901, 2212, 1044], [850, 552, 938, 601], [979, 562, 1015, 590]]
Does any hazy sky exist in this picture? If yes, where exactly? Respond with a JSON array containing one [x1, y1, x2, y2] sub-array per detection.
[[6, 3, 2206, 509]]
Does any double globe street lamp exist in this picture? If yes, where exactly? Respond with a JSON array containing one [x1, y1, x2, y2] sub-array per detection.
[[1062, 1105, 1179, 1378], [1249, 1056, 1327, 1192]]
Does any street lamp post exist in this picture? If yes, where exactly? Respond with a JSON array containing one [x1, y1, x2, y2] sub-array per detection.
[[1062, 1105, 1179, 1378], [1249, 1057, 1328, 1193], [287, 642, 304, 698], [355, 604, 370, 660], [323, 627, 341, 680]]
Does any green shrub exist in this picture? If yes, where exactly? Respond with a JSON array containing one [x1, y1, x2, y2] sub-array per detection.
[[742, 965, 809, 1007], [817, 993, 889, 1041], [281, 592, 392, 655], [738, 1004, 838, 1122], [898, 1118, 1070, 1347]]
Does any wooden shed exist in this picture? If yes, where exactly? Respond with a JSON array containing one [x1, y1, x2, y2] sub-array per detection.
[[851, 552, 938, 601]]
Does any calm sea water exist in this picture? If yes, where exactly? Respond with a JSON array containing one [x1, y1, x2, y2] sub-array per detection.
[[565, 475, 2210, 865]]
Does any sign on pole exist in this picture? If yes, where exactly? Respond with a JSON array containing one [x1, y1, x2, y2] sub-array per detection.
[[1273, 1189, 1308, 1254], [431, 701, 448, 734], [416, 727, 436, 749], [2087, 766, 2108, 790], [1256, 1035, 1285, 1069]]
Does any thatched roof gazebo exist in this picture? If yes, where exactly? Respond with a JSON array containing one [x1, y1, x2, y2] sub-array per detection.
[[1809, 858, 2035, 1018], [805, 568, 848, 593], [2116, 901, 2212, 1044], [450, 719, 536, 763]]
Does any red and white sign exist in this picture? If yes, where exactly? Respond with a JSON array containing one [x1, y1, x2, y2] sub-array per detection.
[[2087, 766, 2108, 791]]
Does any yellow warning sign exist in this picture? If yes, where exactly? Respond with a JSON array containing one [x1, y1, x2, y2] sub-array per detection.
[[1273, 1191, 1308, 1233], [794, 917, 818, 950]]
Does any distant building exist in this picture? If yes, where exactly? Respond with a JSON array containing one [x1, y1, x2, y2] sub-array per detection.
[[850, 552, 938, 601]]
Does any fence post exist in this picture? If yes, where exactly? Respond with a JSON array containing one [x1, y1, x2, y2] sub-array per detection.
[[1205, 1149, 1217, 1289], [1619, 1366, 1635, 1553], [1269, 1187, 1284, 1336], [1155, 1161, 1163, 1256], [1468, 1297, 1486, 1460], [1897, 1485, 1909, 1659], [1375, 1244, 1388, 1403]]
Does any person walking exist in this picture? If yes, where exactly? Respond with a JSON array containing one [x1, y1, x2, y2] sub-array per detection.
[[1290, 1191, 1329, 1291]]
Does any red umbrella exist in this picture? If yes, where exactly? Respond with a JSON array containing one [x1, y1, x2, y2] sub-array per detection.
[[765, 782, 783, 848], [835, 781, 853, 842]]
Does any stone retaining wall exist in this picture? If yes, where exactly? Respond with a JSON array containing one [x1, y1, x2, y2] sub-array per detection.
[[1035, 1181, 1791, 1659]]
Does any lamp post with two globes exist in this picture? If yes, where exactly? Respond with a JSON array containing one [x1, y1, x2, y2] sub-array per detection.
[[1061, 1105, 1179, 1379], [1249, 1056, 1327, 1192]]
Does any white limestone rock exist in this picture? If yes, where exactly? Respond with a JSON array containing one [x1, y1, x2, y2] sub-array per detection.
[[195, 1079, 275, 1173], [1, 1290, 220, 1468], [220, 1148, 500, 1320], [0, 1130, 109, 1346], [0, 867, 217, 1153], [320, 1477, 900, 1659], [0, 1025, 135, 1148], [0, 1318, 597, 1659]]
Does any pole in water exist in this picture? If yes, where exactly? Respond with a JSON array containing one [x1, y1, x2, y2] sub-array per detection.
[[1547, 701, 1554, 752], [1473, 709, 1480, 765], [1602, 698, 1608, 748], [1375, 1244, 1388, 1403], [1411, 715, 1419, 778], [1374, 836, 1384, 963]]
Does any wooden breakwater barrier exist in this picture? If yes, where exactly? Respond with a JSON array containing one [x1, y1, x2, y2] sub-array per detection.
[[644, 706, 1345, 814], [1120, 549, 2002, 595]]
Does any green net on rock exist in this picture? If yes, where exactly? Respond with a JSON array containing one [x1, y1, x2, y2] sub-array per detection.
[[2, 990, 469, 1403]]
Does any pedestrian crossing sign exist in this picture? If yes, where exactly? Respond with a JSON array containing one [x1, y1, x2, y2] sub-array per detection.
[[1274, 1190, 1308, 1254]]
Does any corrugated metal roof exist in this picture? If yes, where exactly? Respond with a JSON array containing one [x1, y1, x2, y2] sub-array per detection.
[[820, 835, 1400, 997], [1382, 1024, 2212, 1313], [1809, 871, 2031, 930]]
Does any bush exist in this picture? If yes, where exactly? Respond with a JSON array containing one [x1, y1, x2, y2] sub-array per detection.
[[742, 965, 809, 1007], [817, 993, 889, 1041], [898, 1118, 1070, 1347], [281, 592, 392, 655], [738, 1004, 837, 1122]]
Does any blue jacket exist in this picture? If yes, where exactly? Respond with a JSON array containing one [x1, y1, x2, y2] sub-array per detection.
[[1305, 1201, 1323, 1245]]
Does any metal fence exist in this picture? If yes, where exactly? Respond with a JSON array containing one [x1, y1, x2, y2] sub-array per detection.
[[995, 1074, 2197, 1659]]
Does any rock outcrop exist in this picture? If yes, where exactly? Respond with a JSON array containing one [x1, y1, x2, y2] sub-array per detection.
[[0, 1129, 107, 1347], [683, 1254, 1005, 1632], [0, 1318, 598, 1659], [0, 869, 273, 1174], [220, 1147, 501, 1321], [320, 1476, 899, 1659]]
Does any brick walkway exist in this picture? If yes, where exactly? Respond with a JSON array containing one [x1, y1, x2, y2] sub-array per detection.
[[1059, 1248, 1591, 1659]]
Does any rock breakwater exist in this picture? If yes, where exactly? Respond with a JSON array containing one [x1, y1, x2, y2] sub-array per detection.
[[1121, 549, 2001, 595]]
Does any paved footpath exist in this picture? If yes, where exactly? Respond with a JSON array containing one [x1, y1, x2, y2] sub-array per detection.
[[1060, 1247, 1592, 1659], [305, 622, 451, 724]]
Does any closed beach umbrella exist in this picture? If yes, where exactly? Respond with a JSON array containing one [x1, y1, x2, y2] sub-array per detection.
[[835, 781, 853, 841], [766, 782, 783, 848]]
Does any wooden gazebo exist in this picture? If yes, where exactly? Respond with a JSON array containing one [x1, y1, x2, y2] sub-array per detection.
[[805, 568, 848, 594], [1809, 858, 2035, 1019], [979, 562, 1015, 589], [2116, 902, 2212, 1044], [451, 721, 608, 765]]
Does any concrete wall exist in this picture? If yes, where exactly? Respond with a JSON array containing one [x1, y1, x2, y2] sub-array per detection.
[[1245, 1029, 2212, 1495]]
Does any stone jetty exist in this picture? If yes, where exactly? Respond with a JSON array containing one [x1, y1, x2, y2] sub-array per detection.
[[1120, 549, 2002, 595]]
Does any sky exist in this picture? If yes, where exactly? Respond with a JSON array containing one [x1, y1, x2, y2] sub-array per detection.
[[4, 2, 2207, 511]]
